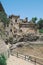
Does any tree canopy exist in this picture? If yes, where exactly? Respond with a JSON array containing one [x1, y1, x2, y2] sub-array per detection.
[[0, 11, 9, 27], [31, 17, 37, 23], [37, 18, 43, 29]]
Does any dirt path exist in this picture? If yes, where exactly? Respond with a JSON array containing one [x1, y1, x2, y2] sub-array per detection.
[[7, 55, 39, 65]]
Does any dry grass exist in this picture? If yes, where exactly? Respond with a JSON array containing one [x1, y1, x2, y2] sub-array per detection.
[[10, 44, 43, 64], [12, 44, 43, 59]]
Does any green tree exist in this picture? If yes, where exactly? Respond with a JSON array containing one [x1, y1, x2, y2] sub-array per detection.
[[31, 17, 37, 23], [0, 54, 7, 65], [0, 11, 9, 28], [37, 18, 43, 29]]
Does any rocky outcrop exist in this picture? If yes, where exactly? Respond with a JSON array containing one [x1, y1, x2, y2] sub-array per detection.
[[16, 34, 39, 42]]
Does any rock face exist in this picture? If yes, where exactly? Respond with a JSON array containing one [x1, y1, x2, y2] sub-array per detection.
[[16, 34, 39, 42], [0, 39, 9, 58], [8, 33, 43, 45], [8, 34, 39, 45]]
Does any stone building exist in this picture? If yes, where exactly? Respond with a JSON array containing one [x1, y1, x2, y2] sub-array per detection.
[[0, 2, 38, 39], [8, 15, 37, 38]]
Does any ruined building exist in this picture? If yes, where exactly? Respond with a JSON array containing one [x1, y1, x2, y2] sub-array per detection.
[[8, 15, 38, 38], [0, 2, 38, 39]]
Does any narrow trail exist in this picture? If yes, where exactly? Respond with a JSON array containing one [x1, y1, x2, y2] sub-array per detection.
[[7, 55, 39, 65]]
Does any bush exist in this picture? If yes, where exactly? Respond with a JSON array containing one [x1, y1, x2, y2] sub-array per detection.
[[0, 54, 7, 65], [39, 29, 43, 33]]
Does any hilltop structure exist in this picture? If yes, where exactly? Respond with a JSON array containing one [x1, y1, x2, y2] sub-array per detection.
[[8, 15, 38, 38], [0, 2, 38, 41]]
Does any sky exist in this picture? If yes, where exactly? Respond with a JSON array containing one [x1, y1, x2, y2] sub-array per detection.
[[0, 0, 43, 20]]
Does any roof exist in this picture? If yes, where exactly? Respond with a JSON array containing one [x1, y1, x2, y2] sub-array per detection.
[[9, 15, 20, 19], [20, 19, 28, 23], [19, 22, 36, 25]]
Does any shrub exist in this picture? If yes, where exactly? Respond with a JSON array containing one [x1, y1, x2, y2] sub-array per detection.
[[0, 54, 7, 65], [39, 29, 43, 33]]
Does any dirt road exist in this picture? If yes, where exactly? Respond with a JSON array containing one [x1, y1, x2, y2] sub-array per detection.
[[7, 55, 39, 65]]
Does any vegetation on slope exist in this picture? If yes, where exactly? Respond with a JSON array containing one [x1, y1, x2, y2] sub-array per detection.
[[0, 11, 9, 27], [0, 54, 7, 65]]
